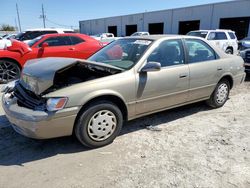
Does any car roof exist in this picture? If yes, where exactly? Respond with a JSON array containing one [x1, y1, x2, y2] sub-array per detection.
[[38, 33, 95, 40], [25, 28, 73, 32], [123, 34, 194, 41], [190, 29, 235, 33]]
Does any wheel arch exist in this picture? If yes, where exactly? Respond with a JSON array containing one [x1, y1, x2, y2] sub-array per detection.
[[0, 57, 22, 69], [219, 74, 233, 89], [73, 94, 128, 130], [226, 46, 233, 53]]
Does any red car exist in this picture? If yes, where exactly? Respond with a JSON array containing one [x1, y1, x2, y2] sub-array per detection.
[[0, 33, 102, 83]]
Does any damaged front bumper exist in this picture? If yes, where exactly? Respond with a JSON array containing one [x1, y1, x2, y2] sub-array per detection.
[[2, 93, 80, 139]]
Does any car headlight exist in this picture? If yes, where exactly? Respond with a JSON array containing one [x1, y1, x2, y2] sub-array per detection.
[[46, 97, 68, 111], [240, 51, 246, 59]]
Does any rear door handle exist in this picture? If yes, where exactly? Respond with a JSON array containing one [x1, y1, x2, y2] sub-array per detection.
[[69, 47, 75, 50], [179, 73, 188, 78]]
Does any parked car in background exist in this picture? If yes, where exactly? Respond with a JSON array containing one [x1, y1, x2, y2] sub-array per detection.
[[0, 34, 17, 40], [187, 29, 238, 54], [0, 33, 102, 83], [91, 33, 116, 44], [131, 32, 150, 36], [238, 37, 250, 51], [240, 49, 250, 73], [14, 28, 75, 43], [2, 35, 245, 148]]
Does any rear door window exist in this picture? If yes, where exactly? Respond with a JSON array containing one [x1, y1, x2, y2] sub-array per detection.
[[207, 32, 227, 40], [185, 39, 217, 63], [216, 32, 227, 40], [70, 36, 85, 45]]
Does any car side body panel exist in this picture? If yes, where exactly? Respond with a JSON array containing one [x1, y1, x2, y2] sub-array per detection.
[[135, 65, 189, 115], [2, 35, 246, 141]]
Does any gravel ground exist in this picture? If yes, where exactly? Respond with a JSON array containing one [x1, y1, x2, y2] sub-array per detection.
[[0, 76, 250, 188]]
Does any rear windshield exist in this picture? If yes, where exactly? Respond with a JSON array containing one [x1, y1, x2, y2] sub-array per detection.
[[187, 31, 208, 38]]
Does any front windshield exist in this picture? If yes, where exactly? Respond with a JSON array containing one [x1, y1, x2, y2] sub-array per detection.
[[27, 36, 43, 47], [131, 32, 140, 36], [187, 31, 208, 38], [89, 38, 152, 70]]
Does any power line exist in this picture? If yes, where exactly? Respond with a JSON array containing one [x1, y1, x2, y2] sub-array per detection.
[[45, 18, 78, 29]]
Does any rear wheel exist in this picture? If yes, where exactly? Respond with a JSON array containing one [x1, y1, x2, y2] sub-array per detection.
[[0, 60, 21, 83], [74, 101, 123, 148], [206, 79, 230, 108]]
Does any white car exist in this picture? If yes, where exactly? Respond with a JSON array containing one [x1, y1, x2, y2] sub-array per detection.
[[15, 28, 75, 43], [0, 39, 12, 50], [91, 33, 115, 43], [187, 29, 238, 55], [131, 32, 150, 36]]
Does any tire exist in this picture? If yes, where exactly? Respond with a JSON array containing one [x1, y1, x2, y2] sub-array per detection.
[[225, 48, 233, 54], [0, 60, 21, 83], [74, 101, 123, 148], [206, 79, 230, 108]]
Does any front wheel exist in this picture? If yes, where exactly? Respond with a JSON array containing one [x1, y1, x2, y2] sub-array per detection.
[[74, 101, 123, 148], [206, 79, 230, 108], [0, 60, 21, 83]]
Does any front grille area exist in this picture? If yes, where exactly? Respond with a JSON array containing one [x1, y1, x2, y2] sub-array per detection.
[[14, 83, 46, 110], [245, 51, 250, 63]]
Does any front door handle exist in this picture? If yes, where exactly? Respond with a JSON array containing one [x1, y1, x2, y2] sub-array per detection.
[[69, 47, 75, 50], [179, 73, 188, 78], [217, 67, 223, 71]]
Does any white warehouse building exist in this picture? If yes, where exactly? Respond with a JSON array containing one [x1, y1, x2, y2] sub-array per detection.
[[79, 0, 250, 39]]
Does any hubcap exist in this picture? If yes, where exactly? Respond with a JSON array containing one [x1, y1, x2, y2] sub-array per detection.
[[87, 110, 117, 141], [0, 61, 20, 82], [216, 83, 228, 104]]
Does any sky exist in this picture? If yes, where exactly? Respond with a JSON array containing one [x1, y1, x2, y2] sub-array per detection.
[[0, 0, 232, 31]]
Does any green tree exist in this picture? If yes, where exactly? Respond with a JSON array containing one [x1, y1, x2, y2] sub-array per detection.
[[0, 24, 15, 31]]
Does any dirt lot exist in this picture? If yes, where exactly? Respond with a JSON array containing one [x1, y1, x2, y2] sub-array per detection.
[[0, 76, 250, 188]]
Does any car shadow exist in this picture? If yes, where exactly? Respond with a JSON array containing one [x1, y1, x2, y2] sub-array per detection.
[[0, 102, 211, 166], [245, 73, 250, 82], [121, 102, 210, 135]]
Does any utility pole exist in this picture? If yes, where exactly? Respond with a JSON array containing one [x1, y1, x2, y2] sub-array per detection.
[[41, 4, 46, 28], [14, 18, 18, 31], [16, 3, 21, 32]]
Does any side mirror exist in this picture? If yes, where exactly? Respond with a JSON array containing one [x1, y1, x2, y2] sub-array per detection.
[[140, 62, 161, 72], [41, 42, 49, 48]]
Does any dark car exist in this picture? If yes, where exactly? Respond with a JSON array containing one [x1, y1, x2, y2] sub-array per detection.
[[238, 37, 250, 73], [238, 37, 250, 51], [240, 49, 250, 73]]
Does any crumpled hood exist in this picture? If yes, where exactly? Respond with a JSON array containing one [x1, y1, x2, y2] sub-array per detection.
[[20, 57, 122, 95], [6, 39, 32, 55]]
